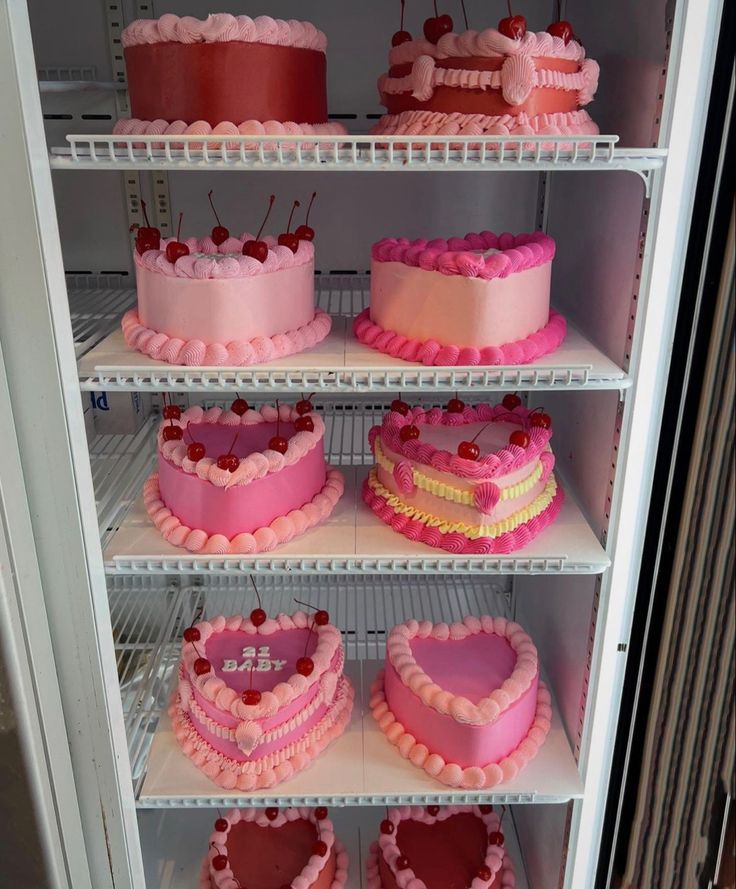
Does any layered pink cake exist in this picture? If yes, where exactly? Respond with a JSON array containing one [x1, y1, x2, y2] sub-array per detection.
[[201, 807, 349, 889], [114, 13, 345, 142], [144, 400, 344, 554], [373, 14, 600, 139], [354, 231, 565, 366], [363, 397, 563, 553], [171, 610, 354, 789], [366, 805, 515, 888], [369, 616, 551, 789]]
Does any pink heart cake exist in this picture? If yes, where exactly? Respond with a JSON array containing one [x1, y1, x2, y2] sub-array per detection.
[[354, 231, 566, 367], [371, 19, 599, 140], [170, 611, 354, 789], [369, 616, 551, 789], [363, 398, 562, 554], [144, 400, 344, 554], [200, 807, 349, 889], [366, 805, 515, 889]]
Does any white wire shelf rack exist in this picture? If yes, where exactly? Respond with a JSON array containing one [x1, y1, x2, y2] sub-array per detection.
[[113, 576, 581, 809], [72, 276, 630, 393], [139, 804, 529, 889], [49, 133, 665, 183]]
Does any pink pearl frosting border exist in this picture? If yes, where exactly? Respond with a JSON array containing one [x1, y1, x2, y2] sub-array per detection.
[[354, 308, 566, 367], [113, 118, 347, 147], [156, 403, 325, 491], [370, 668, 552, 789], [202, 806, 349, 889], [365, 805, 515, 889], [386, 616, 539, 726], [122, 307, 332, 367], [371, 230, 555, 279], [143, 468, 344, 554]]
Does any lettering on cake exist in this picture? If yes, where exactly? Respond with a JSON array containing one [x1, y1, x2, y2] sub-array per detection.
[[221, 645, 288, 673]]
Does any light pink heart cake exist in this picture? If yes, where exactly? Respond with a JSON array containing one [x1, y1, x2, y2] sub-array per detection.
[[363, 398, 562, 554], [370, 616, 551, 789], [170, 611, 354, 789], [201, 807, 349, 889], [144, 400, 344, 554], [355, 231, 566, 367], [366, 805, 515, 889]]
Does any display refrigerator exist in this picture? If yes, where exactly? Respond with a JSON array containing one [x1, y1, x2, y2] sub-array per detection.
[[0, 0, 724, 886]]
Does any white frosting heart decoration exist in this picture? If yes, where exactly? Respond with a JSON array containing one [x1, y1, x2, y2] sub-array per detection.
[[235, 719, 263, 754]]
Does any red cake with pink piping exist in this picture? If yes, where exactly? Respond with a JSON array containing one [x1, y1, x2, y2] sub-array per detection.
[[366, 804, 515, 887], [370, 615, 551, 790], [363, 396, 562, 554], [145, 397, 344, 555], [201, 807, 349, 888], [171, 606, 354, 791], [373, 0, 599, 140], [114, 13, 345, 143]]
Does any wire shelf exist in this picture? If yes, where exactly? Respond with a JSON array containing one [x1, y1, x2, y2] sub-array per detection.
[[73, 276, 630, 394]]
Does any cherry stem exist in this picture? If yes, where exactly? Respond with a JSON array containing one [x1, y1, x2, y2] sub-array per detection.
[[557, 0, 562, 21], [303, 614, 316, 657], [175, 211, 183, 243], [500, 804, 507, 826], [433, 0, 438, 16], [207, 190, 222, 227], [294, 598, 318, 612], [249, 575, 262, 610], [460, 0, 468, 28], [141, 199, 151, 228], [304, 192, 317, 227], [285, 200, 301, 234], [400, 0, 405, 30], [469, 423, 491, 444], [276, 399, 280, 436], [507, 0, 512, 16], [226, 428, 239, 456], [256, 194, 275, 241]]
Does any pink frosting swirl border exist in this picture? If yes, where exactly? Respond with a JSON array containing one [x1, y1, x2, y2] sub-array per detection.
[[354, 307, 566, 368], [203, 807, 348, 889], [122, 14, 328, 53], [371, 230, 555, 279], [365, 805, 515, 889], [113, 117, 347, 147], [362, 473, 564, 555], [155, 403, 325, 491], [143, 468, 344, 554], [122, 307, 332, 367], [386, 616, 539, 726], [370, 669, 552, 790]]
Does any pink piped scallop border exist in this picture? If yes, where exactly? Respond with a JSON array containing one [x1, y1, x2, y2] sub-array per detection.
[[171, 674, 354, 790], [386, 616, 539, 726], [362, 474, 564, 555], [143, 467, 344, 554], [369, 668, 552, 790], [122, 307, 332, 367], [365, 805, 515, 889], [354, 307, 566, 368], [201, 806, 349, 889]]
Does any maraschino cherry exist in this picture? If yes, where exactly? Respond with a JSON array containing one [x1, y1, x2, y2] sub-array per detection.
[[214, 818, 228, 833], [278, 199, 301, 254], [165, 211, 190, 263], [183, 626, 200, 643], [207, 189, 229, 245], [400, 424, 420, 442], [162, 418, 183, 442], [502, 393, 522, 411], [423, 0, 453, 44], [265, 808, 279, 821], [194, 657, 211, 675], [268, 401, 289, 454], [313, 840, 328, 857], [509, 429, 530, 448], [446, 394, 465, 413], [529, 408, 552, 429], [315, 807, 328, 820], [163, 404, 181, 420], [392, 0, 412, 45], [242, 194, 275, 263], [249, 576, 267, 627], [296, 393, 315, 415], [396, 856, 411, 870], [184, 423, 206, 461], [488, 829, 505, 846], [216, 429, 240, 472], [231, 397, 249, 416], [547, 1, 573, 43], [380, 819, 395, 835], [242, 664, 262, 706], [295, 415, 314, 433], [427, 805, 440, 816], [457, 423, 490, 461], [295, 192, 317, 241], [477, 864, 493, 880], [296, 610, 318, 677], [131, 199, 161, 255], [391, 398, 410, 416], [211, 854, 228, 871], [498, 0, 527, 39]]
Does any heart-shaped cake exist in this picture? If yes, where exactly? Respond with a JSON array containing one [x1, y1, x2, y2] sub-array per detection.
[[170, 611, 354, 789], [363, 400, 562, 554], [200, 807, 349, 889], [370, 616, 551, 788], [145, 400, 344, 554], [366, 805, 515, 889]]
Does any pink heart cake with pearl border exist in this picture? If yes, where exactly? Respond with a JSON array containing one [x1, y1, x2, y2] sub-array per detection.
[[170, 611, 354, 789], [144, 400, 344, 554], [200, 807, 349, 889], [354, 231, 566, 367], [369, 616, 551, 789], [366, 805, 515, 889], [363, 398, 562, 554]]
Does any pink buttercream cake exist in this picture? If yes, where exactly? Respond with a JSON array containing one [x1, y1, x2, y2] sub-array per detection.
[[171, 611, 354, 790], [369, 616, 551, 790], [144, 400, 344, 554], [201, 806, 349, 889], [366, 805, 515, 889], [354, 231, 566, 367], [123, 233, 332, 367], [363, 398, 563, 554]]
